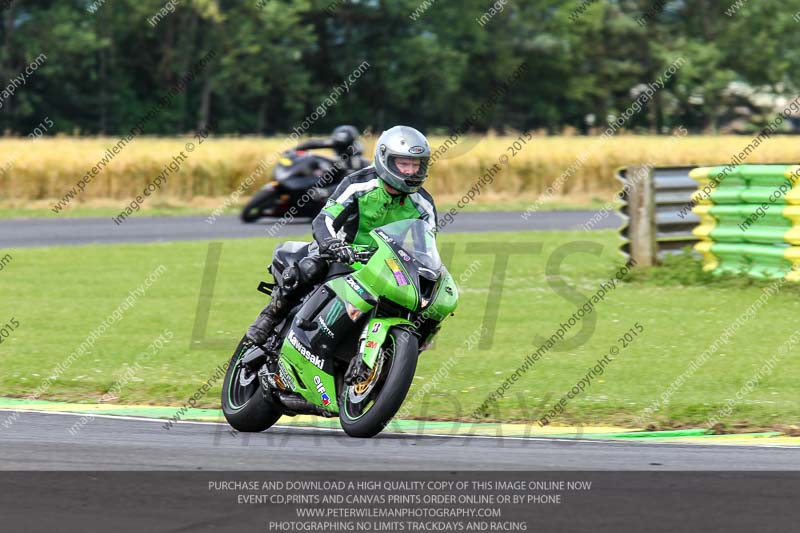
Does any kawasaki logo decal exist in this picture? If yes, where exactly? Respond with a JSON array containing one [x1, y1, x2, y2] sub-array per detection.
[[287, 330, 324, 369]]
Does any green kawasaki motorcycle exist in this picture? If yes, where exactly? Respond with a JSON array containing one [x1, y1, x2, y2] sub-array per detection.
[[221, 219, 459, 438]]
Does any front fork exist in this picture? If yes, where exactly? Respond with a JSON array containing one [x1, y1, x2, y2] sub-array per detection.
[[345, 316, 415, 385]]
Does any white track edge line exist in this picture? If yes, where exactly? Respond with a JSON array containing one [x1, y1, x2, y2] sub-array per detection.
[[0, 408, 798, 448]]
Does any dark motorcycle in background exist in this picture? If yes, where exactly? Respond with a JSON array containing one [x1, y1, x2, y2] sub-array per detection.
[[241, 126, 368, 223]]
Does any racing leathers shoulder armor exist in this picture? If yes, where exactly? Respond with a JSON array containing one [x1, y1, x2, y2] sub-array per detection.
[[312, 166, 437, 247]]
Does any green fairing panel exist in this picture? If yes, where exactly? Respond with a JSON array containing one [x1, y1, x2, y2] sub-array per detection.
[[425, 268, 458, 321], [352, 238, 418, 311], [279, 337, 339, 412], [326, 276, 375, 313], [361, 317, 414, 368]]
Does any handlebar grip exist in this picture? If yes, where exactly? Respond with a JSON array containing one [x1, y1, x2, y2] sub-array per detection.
[[317, 246, 373, 264]]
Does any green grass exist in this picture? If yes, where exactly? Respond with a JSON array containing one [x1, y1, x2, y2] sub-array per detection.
[[1, 230, 799, 431]]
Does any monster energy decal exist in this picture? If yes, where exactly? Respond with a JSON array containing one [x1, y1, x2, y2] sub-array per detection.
[[317, 317, 335, 338], [326, 299, 344, 324]]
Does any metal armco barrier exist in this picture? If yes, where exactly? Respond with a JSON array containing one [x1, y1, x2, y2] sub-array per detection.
[[691, 164, 800, 280], [617, 165, 700, 265]]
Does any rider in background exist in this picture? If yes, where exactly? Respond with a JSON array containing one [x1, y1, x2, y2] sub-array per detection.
[[246, 125, 437, 347], [295, 125, 367, 172]]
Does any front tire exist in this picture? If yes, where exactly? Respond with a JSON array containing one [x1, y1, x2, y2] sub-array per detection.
[[241, 187, 279, 223], [339, 328, 419, 438], [221, 336, 282, 432]]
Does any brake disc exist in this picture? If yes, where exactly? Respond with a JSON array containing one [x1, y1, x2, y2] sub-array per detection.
[[238, 367, 257, 387], [348, 352, 385, 404]]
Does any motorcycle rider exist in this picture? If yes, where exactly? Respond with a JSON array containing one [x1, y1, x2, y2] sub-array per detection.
[[295, 125, 367, 172], [246, 125, 437, 347]]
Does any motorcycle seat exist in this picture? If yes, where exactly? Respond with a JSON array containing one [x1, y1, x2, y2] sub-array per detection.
[[271, 241, 310, 275]]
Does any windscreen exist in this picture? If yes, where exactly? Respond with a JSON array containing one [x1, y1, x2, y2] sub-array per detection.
[[373, 219, 441, 271]]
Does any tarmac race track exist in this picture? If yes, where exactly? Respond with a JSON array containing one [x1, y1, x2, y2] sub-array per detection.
[[0, 210, 621, 247], [0, 411, 797, 471]]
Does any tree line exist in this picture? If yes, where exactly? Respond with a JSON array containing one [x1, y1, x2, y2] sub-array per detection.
[[1, 0, 799, 137]]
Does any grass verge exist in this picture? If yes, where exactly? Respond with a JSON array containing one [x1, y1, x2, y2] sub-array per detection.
[[1, 230, 798, 430]]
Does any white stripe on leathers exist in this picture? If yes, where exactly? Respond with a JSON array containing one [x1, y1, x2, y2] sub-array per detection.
[[333, 178, 380, 204], [410, 191, 435, 221]]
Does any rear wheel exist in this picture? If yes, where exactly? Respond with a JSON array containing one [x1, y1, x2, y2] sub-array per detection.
[[221, 336, 282, 432], [241, 187, 280, 223], [339, 328, 419, 438]]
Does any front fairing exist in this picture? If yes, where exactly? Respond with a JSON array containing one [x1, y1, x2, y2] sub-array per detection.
[[353, 238, 420, 311], [352, 219, 456, 314]]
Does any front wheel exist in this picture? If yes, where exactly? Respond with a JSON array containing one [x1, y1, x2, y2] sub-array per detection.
[[241, 187, 280, 223], [221, 336, 283, 432], [339, 328, 419, 438]]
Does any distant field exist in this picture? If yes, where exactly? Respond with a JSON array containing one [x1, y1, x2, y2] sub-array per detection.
[[2, 135, 799, 212], [2, 230, 799, 431]]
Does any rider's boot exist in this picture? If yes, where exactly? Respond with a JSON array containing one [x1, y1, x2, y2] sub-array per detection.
[[246, 287, 292, 347], [245, 257, 325, 347]]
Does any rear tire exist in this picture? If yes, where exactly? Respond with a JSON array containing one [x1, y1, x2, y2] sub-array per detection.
[[339, 328, 418, 438], [241, 187, 279, 223], [221, 336, 282, 432]]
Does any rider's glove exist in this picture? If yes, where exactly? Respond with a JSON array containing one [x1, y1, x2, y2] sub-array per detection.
[[321, 238, 356, 264]]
